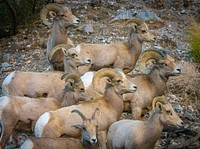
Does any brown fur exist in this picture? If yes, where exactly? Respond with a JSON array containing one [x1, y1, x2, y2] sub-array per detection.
[[77, 23, 156, 74], [46, 5, 79, 71], [123, 54, 181, 119], [34, 70, 137, 148], [107, 98, 183, 149]]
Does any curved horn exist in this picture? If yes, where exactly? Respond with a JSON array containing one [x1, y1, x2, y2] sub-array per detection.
[[40, 3, 62, 26], [152, 96, 169, 111], [123, 18, 144, 27], [48, 44, 74, 61], [71, 109, 86, 121], [92, 68, 118, 94], [61, 73, 81, 83], [91, 108, 99, 119], [137, 49, 166, 74]]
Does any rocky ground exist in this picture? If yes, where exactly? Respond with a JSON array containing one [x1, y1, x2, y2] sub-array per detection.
[[0, 0, 200, 148]]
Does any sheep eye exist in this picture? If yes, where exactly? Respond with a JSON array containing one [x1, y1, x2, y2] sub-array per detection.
[[116, 80, 123, 83], [166, 110, 172, 115], [79, 88, 85, 92], [82, 127, 86, 130], [141, 30, 146, 33], [161, 62, 167, 66], [71, 53, 77, 58], [60, 14, 65, 17]]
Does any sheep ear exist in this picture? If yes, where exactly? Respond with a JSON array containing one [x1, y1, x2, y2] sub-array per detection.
[[156, 102, 164, 113], [72, 125, 82, 130], [107, 78, 112, 83], [49, 11, 56, 17], [62, 48, 68, 56], [65, 79, 75, 87]]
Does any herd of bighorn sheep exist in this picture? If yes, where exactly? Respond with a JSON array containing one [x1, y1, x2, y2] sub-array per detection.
[[0, 2, 184, 149]]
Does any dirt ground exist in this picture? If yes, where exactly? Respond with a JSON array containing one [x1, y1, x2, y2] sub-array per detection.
[[0, 0, 200, 148]]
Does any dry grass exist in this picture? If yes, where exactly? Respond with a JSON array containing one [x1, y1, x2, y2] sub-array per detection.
[[167, 61, 200, 105]]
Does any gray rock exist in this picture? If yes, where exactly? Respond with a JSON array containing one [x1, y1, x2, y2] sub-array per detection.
[[110, 10, 133, 23], [174, 104, 184, 114], [84, 22, 94, 34], [184, 111, 195, 121], [136, 10, 163, 23], [1, 62, 12, 69]]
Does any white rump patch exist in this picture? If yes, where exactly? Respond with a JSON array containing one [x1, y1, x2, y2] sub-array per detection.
[[2, 71, 16, 94], [81, 72, 94, 89], [20, 139, 34, 149], [34, 112, 50, 138], [75, 45, 81, 53]]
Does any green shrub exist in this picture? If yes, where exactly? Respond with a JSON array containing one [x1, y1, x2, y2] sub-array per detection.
[[188, 21, 200, 65]]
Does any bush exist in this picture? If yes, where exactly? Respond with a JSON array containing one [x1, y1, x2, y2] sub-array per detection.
[[187, 21, 200, 65]]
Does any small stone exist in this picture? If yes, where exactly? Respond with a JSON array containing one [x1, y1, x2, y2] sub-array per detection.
[[184, 111, 195, 121], [84, 22, 94, 34], [1, 62, 12, 69]]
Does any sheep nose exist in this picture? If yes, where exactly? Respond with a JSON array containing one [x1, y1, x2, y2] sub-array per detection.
[[91, 138, 97, 143], [133, 85, 137, 91], [73, 18, 80, 24], [87, 59, 91, 63], [85, 59, 91, 64], [176, 68, 181, 73]]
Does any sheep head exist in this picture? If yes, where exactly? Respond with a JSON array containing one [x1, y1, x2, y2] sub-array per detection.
[[49, 44, 91, 67], [152, 96, 183, 128], [61, 73, 91, 101], [92, 68, 137, 95], [71, 108, 99, 144], [138, 49, 181, 77], [125, 18, 156, 42], [40, 3, 79, 27]]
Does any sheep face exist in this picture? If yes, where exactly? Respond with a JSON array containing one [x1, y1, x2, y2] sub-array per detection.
[[156, 102, 183, 128], [72, 109, 99, 144], [82, 120, 98, 144], [55, 8, 80, 27], [63, 47, 91, 67], [158, 55, 181, 77], [135, 23, 156, 42], [111, 75, 137, 95], [64, 79, 91, 102]]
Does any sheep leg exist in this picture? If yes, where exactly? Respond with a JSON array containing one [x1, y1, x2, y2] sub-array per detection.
[[131, 101, 142, 120], [98, 130, 107, 149], [0, 118, 18, 149]]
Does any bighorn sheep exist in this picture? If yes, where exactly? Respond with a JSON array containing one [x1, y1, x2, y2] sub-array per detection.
[[20, 109, 99, 149], [34, 68, 137, 148], [2, 51, 90, 99], [40, 3, 80, 71], [0, 74, 90, 149], [123, 49, 181, 119], [107, 96, 184, 149], [49, 44, 91, 74], [74, 18, 156, 74]]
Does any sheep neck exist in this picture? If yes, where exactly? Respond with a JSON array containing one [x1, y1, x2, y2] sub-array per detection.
[[149, 69, 167, 94], [64, 58, 80, 74], [104, 85, 124, 117], [127, 32, 142, 61], [60, 87, 77, 107], [51, 19, 69, 47], [143, 111, 164, 146]]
